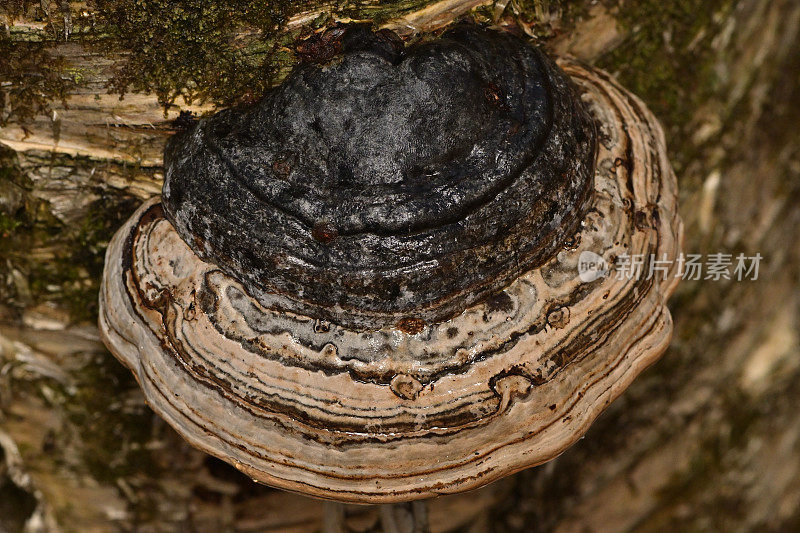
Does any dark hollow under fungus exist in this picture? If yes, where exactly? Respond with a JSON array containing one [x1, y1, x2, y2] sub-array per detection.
[[162, 23, 597, 330]]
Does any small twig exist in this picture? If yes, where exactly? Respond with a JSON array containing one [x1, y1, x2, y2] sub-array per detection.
[[60, 0, 72, 41]]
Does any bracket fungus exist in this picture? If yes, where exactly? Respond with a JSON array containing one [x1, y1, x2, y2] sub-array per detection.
[[99, 24, 683, 503]]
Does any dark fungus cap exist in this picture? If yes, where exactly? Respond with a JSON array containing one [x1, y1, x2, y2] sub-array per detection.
[[162, 24, 596, 330]]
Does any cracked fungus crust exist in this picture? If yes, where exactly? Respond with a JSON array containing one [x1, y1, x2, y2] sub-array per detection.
[[162, 24, 597, 330], [100, 24, 682, 503]]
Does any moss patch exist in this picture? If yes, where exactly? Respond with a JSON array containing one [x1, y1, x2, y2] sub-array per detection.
[[0, 146, 140, 324], [598, 0, 734, 171], [83, 0, 302, 110], [0, 34, 71, 131], [80, 0, 523, 110], [65, 351, 164, 485]]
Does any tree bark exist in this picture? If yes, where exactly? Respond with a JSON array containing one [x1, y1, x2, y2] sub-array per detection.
[[1, 0, 799, 531]]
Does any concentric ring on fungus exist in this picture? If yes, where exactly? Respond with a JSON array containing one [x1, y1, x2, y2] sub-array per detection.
[[100, 23, 683, 503]]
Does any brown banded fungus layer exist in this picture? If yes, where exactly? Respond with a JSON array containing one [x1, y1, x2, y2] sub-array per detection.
[[100, 24, 682, 503], [162, 24, 597, 330]]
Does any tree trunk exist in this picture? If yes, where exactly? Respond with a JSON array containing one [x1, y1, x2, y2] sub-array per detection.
[[1, 0, 799, 531]]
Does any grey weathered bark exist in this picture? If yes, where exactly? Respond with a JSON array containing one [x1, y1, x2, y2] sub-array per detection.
[[1, 0, 799, 531]]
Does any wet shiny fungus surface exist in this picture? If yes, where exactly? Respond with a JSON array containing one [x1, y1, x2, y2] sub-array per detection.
[[162, 24, 597, 330]]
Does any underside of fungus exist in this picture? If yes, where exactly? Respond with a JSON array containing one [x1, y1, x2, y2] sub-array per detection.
[[99, 24, 682, 503]]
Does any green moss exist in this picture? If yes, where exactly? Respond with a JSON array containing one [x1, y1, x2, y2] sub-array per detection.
[[658, 388, 759, 498], [0, 148, 140, 324], [84, 0, 305, 110], [645, 370, 800, 531], [6, 0, 592, 119], [24, 195, 139, 323], [81, 0, 519, 110], [0, 34, 71, 130], [65, 352, 164, 485], [0, 211, 23, 235], [598, 0, 734, 171], [334, 0, 438, 24]]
